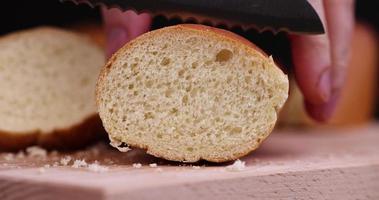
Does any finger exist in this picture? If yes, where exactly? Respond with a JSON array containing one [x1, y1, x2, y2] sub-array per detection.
[[324, 0, 355, 91], [306, 0, 355, 122], [289, 0, 332, 106], [101, 7, 152, 58], [305, 89, 340, 122]]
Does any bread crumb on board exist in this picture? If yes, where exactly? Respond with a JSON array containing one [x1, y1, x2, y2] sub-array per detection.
[[37, 164, 51, 174], [132, 163, 142, 168], [16, 151, 25, 159], [4, 153, 15, 161], [72, 159, 88, 168], [60, 156, 72, 166], [52, 162, 59, 167], [88, 163, 109, 173], [226, 160, 246, 172], [149, 163, 158, 168], [35, 160, 108, 173], [192, 166, 201, 170], [26, 146, 47, 158], [71, 159, 109, 173], [3, 151, 25, 161], [1, 145, 110, 173], [1, 146, 46, 161]]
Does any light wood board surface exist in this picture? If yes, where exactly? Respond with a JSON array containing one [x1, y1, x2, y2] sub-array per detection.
[[0, 124, 378, 200]]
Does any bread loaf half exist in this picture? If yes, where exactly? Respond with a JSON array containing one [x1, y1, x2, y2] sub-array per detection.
[[96, 25, 289, 162], [0, 27, 105, 151]]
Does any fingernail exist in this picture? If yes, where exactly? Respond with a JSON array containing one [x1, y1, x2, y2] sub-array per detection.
[[317, 67, 332, 103], [305, 89, 341, 122], [106, 27, 128, 58]]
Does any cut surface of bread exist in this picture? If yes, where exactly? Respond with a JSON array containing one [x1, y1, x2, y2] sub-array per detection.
[[97, 24, 289, 162], [0, 27, 105, 150]]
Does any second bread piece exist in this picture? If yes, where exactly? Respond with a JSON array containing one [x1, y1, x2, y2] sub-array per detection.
[[0, 27, 105, 151], [97, 25, 289, 162]]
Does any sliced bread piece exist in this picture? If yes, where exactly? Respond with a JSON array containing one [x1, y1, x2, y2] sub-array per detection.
[[0, 27, 105, 151], [96, 24, 289, 162]]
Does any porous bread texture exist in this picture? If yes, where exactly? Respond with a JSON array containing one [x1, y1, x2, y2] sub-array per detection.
[[0, 27, 105, 151], [97, 24, 289, 162]]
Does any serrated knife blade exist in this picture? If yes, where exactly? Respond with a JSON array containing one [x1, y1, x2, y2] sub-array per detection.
[[64, 0, 324, 34]]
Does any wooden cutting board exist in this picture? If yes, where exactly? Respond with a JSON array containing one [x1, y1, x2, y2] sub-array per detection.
[[0, 124, 378, 200]]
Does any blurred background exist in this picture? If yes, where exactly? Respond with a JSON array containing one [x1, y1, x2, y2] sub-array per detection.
[[1, 0, 378, 128]]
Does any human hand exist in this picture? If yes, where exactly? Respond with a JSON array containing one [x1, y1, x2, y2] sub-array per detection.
[[101, 0, 355, 122], [290, 0, 355, 122], [101, 7, 151, 58]]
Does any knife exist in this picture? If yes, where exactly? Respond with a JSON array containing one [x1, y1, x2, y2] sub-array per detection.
[[63, 0, 324, 34]]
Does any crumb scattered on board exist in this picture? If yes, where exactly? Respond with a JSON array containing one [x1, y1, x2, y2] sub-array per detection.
[[0, 144, 111, 173], [192, 166, 201, 170], [60, 156, 72, 166], [133, 163, 142, 168], [225, 160, 246, 172], [2, 146, 47, 162], [0, 143, 250, 173], [72, 159, 88, 168], [149, 163, 157, 168], [88, 163, 109, 173], [26, 146, 48, 158]]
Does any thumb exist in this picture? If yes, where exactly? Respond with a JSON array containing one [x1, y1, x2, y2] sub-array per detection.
[[101, 7, 152, 58]]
